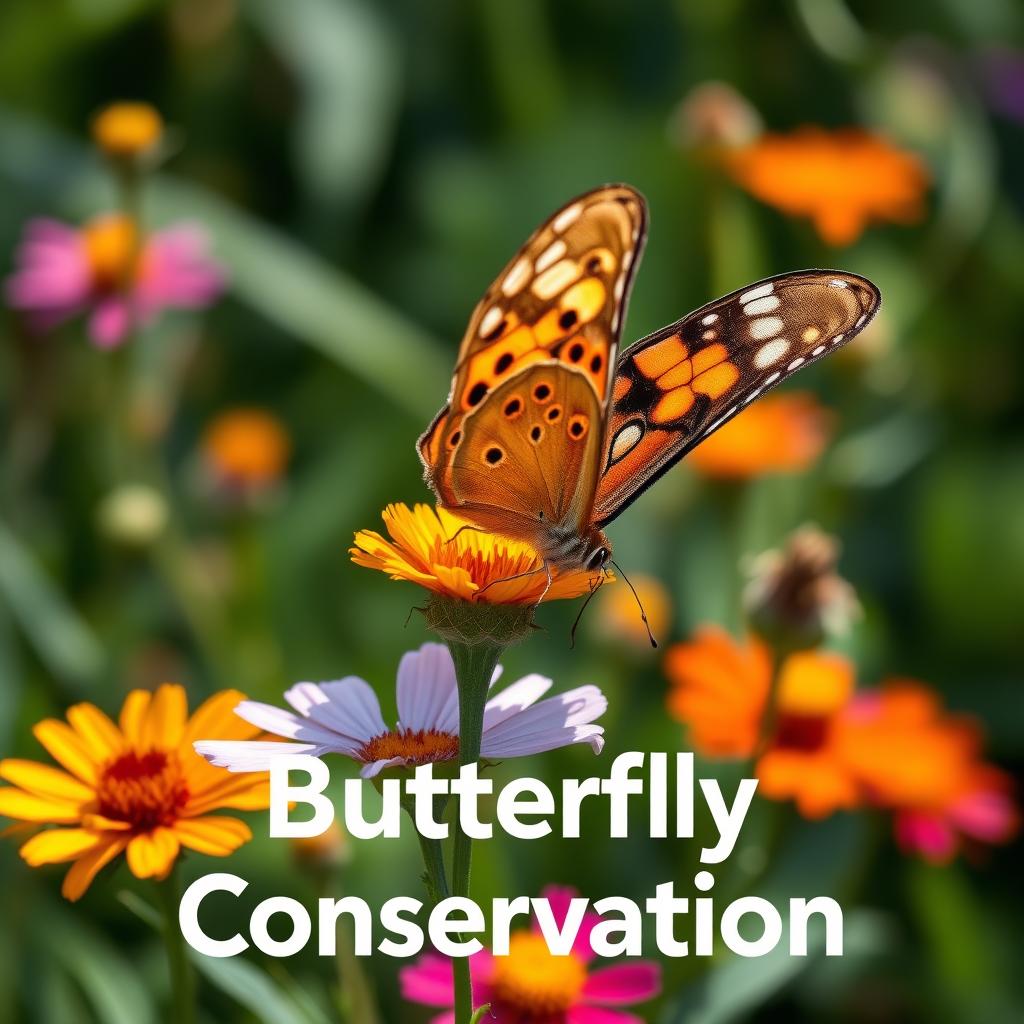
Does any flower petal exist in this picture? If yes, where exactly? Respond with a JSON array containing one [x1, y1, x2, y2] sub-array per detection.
[[174, 815, 252, 856], [66, 703, 124, 761], [126, 827, 180, 879], [0, 759, 94, 803], [483, 673, 554, 732], [582, 963, 662, 1005], [400, 953, 454, 1007], [20, 828, 104, 865], [183, 689, 258, 746], [396, 644, 459, 733], [480, 686, 607, 758], [286, 677, 387, 741], [193, 740, 321, 772], [62, 835, 129, 901], [233, 701, 354, 749], [32, 720, 100, 784], [140, 684, 188, 750], [118, 690, 151, 744], [0, 789, 83, 823], [568, 1008, 646, 1024]]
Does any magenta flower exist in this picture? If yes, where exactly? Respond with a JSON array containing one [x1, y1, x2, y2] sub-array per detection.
[[5, 213, 224, 348], [195, 643, 607, 778], [401, 885, 661, 1024]]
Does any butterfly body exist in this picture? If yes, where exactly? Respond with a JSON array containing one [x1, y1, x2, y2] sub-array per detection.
[[419, 185, 880, 577]]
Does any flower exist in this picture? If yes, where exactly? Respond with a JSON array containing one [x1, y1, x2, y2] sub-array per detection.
[[672, 80, 762, 150], [96, 483, 169, 546], [0, 685, 270, 900], [92, 102, 164, 161], [596, 572, 672, 650], [743, 525, 860, 651], [723, 127, 929, 246], [664, 627, 863, 818], [401, 885, 661, 1023], [686, 392, 831, 479], [842, 683, 1018, 863], [292, 820, 350, 870], [351, 503, 604, 605], [195, 643, 606, 778], [201, 408, 291, 491], [5, 214, 224, 348]]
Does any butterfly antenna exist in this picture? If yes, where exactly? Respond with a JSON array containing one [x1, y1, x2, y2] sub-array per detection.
[[570, 573, 606, 649], [610, 559, 658, 648]]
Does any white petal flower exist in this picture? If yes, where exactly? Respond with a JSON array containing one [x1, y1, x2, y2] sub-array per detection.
[[195, 643, 606, 778]]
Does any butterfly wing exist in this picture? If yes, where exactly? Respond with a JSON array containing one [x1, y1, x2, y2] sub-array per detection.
[[593, 270, 880, 526], [443, 363, 604, 541], [419, 184, 647, 507]]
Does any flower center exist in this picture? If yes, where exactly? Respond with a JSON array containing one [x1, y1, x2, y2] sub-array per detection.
[[82, 214, 141, 292], [490, 932, 587, 1015], [96, 749, 189, 831], [774, 713, 830, 752], [357, 729, 459, 766]]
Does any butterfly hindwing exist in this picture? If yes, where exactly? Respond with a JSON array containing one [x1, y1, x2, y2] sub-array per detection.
[[419, 184, 647, 496], [593, 270, 881, 525]]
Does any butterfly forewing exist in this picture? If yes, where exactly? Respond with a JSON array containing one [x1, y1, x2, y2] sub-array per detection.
[[419, 184, 647, 493], [593, 270, 880, 525]]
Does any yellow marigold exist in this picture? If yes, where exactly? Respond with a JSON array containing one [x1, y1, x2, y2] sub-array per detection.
[[92, 102, 164, 160], [351, 503, 603, 605], [688, 392, 831, 480], [0, 685, 269, 901], [201, 408, 291, 489], [725, 127, 929, 246]]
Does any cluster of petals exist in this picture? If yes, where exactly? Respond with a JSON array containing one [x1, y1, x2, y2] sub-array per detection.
[[0, 685, 269, 900], [5, 214, 224, 348], [196, 643, 607, 778], [401, 885, 661, 1024], [664, 626, 1017, 860], [351, 503, 604, 604]]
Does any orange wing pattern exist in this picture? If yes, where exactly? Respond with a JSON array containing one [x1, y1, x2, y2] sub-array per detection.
[[419, 184, 647, 498], [593, 270, 880, 525]]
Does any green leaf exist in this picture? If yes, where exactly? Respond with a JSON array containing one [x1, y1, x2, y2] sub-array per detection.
[[193, 955, 330, 1024], [0, 519, 105, 690]]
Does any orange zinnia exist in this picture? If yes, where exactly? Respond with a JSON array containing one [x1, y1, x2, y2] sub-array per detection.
[[841, 682, 1018, 862], [0, 684, 270, 900], [725, 127, 929, 246], [687, 392, 830, 479], [351, 503, 603, 605], [665, 627, 862, 817]]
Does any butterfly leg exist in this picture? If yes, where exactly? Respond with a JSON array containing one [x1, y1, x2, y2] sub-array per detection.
[[444, 523, 491, 546], [475, 562, 548, 597]]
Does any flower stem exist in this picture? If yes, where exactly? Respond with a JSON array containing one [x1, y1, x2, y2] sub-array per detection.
[[446, 637, 504, 1024], [157, 866, 196, 1024]]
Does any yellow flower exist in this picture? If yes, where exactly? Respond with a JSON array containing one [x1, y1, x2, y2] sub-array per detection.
[[725, 127, 929, 246], [351, 503, 602, 605], [0, 685, 269, 901], [596, 572, 672, 649], [201, 408, 291, 490], [92, 102, 164, 160], [687, 392, 831, 480]]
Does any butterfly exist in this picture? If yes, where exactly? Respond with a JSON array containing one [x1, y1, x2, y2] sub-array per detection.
[[418, 184, 880, 579]]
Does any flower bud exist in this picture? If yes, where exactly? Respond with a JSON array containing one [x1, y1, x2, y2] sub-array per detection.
[[744, 525, 859, 653], [92, 102, 164, 163]]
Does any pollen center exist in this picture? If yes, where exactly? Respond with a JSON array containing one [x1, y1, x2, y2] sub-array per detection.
[[96, 749, 189, 831], [490, 931, 587, 1014], [82, 214, 140, 291], [357, 729, 460, 765]]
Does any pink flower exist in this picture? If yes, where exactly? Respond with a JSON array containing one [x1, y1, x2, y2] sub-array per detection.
[[195, 643, 607, 778], [401, 885, 661, 1024], [5, 213, 224, 348]]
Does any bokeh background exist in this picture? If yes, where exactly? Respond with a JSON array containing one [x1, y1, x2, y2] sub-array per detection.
[[1, 1, 1023, 1022]]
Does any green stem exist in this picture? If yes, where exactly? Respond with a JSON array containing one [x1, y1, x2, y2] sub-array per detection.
[[754, 645, 787, 760], [157, 867, 196, 1024], [469, 1006, 493, 1024], [402, 795, 451, 906], [447, 638, 505, 1024]]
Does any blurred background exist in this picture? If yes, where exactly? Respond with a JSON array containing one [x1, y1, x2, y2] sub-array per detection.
[[0, 1, 1022, 1022]]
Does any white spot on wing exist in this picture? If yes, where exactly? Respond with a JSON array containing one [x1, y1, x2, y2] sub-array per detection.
[[749, 316, 784, 340], [812, 344, 826, 356], [740, 282, 774, 304], [743, 295, 781, 315], [829, 279, 849, 288], [532, 259, 580, 300], [832, 332, 845, 345], [702, 313, 719, 326], [535, 239, 566, 273], [754, 338, 790, 368], [787, 357, 805, 370], [479, 306, 503, 338], [610, 423, 643, 463], [502, 257, 531, 296], [553, 203, 583, 233]]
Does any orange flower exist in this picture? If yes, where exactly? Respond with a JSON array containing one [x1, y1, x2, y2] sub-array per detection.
[[0, 685, 269, 900], [201, 408, 291, 490], [725, 127, 929, 246], [687, 392, 831, 479], [842, 682, 1018, 862], [351, 503, 603, 605], [665, 627, 862, 817], [92, 102, 164, 160], [596, 572, 672, 649]]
